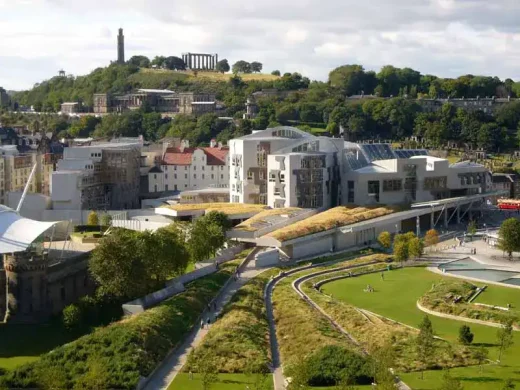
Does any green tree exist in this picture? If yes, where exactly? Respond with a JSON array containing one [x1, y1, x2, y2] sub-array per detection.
[[62, 304, 82, 329], [377, 231, 392, 249], [502, 379, 516, 390], [416, 315, 435, 378], [73, 357, 111, 390], [197, 352, 219, 390], [458, 325, 474, 345], [127, 55, 151, 68], [372, 344, 396, 390], [87, 211, 99, 226], [393, 240, 408, 262], [89, 226, 188, 299], [497, 317, 514, 362], [498, 218, 520, 259], [472, 346, 488, 371], [251, 62, 263, 73], [100, 214, 112, 227], [467, 220, 477, 241], [408, 237, 424, 260], [164, 56, 186, 71], [232, 60, 252, 74], [215, 59, 230, 73], [438, 370, 463, 390], [271, 70, 281, 76]]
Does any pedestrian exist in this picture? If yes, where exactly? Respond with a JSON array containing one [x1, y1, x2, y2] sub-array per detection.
[[381, 272, 384, 281], [207, 317, 211, 327], [201, 319, 204, 329], [189, 371, 193, 380]]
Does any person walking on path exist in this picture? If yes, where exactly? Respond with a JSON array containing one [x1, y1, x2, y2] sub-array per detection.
[[381, 272, 385, 281], [200, 319, 204, 329]]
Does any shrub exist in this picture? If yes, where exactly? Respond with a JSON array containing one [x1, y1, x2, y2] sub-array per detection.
[[304, 345, 372, 386], [458, 325, 474, 345], [87, 211, 99, 226], [100, 214, 112, 227], [378, 231, 392, 249], [62, 304, 82, 329]]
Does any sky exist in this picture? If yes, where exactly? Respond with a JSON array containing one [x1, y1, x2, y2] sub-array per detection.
[[2, 0, 520, 91]]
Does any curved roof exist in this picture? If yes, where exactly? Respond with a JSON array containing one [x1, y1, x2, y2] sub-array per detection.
[[0, 206, 58, 254]]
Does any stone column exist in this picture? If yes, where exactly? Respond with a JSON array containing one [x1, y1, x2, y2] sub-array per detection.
[[430, 210, 434, 229], [444, 208, 448, 228], [416, 215, 420, 237], [457, 206, 461, 224]]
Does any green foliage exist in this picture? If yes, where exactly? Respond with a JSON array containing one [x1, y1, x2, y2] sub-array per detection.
[[497, 317, 515, 362], [408, 237, 424, 259], [499, 218, 520, 258], [393, 232, 422, 261], [377, 231, 392, 249], [468, 220, 477, 238], [215, 59, 230, 73], [416, 315, 435, 374], [232, 60, 252, 74], [62, 304, 82, 329], [303, 345, 372, 386], [458, 325, 474, 345], [127, 55, 150, 68], [87, 211, 99, 226], [271, 70, 281, 76], [438, 370, 464, 390], [100, 214, 112, 227], [502, 378, 516, 390], [472, 346, 488, 371], [188, 212, 230, 263], [89, 226, 189, 299], [0, 265, 235, 390], [250, 62, 263, 73]]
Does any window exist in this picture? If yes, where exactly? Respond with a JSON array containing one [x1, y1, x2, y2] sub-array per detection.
[[202, 166, 205, 171], [232, 184, 236, 191], [193, 157, 196, 161], [221, 174, 224, 179], [280, 173, 285, 183], [194, 166, 196, 171], [165, 174, 168, 179], [194, 174, 197, 179], [259, 171, 265, 180], [185, 166, 187, 170], [424, 176, 447, 190], [367, 180, 380, 202], [165, 184, 169, 191], [248, 171, 254, 180], [174, 174, 177, 179], [185, 174, 188, 179], [274, 187, 280, 196], [185, 184, 188, 188], [174, 185, 178, 191], [383, 179, 402, 192], [269, 172, 276, 182], [174, 166, 177, 171], [211, 174, 214, 179], [202, 174, 205, 179], [211, 166, 214, 171], [154, 174, 157, 179]]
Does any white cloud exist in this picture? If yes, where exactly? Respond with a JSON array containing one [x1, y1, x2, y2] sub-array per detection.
[[2, 0, 520, 89]]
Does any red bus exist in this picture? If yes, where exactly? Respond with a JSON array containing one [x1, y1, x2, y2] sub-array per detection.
[[497, 199, 520, 210]]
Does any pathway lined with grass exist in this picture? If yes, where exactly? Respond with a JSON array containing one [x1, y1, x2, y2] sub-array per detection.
[[321, 267, 520, 389], [145, 255, 265, 390]]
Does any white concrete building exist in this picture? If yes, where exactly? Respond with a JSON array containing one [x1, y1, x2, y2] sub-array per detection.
[[229, 127, 489, 209], [148, 140, 230, 193]]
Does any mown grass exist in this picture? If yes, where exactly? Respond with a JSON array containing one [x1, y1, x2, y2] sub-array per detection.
[[303, 265, 474, 372], [419, 278, 518, 326], [0, 260, 240, 389], [321, 267, 520, 389], [168, 373, 273, 390], [185, 270, 277, 373]]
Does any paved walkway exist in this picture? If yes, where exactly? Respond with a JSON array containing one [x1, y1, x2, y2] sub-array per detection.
[[143, 258, 265, 390], [416, 300, 520, 330]]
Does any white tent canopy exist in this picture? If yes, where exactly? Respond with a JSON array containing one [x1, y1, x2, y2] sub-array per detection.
[[0, 206, 58, 254]]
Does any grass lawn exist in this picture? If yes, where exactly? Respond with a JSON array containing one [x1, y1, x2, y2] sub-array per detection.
[[321, 267, 520, 389], [0, 322, 82, 370], [168, 373, 272, 390], [474, 285, 520, 314]]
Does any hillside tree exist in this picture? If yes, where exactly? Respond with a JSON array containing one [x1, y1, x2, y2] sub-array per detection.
[[271, 70, 281, 76], [416, 315, 435, 378], [377, 231, 392, 249], [232, 60, 252, 74], [251, 61, 263, 73], [497, 317, 514, 362], [424, 229, 439, 247], [215, 59, 230, 73], [164, 56, 186, 71], [498, 218, 520, 259], [127, 55, 151, 68]]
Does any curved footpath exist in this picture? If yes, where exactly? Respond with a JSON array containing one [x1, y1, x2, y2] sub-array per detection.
[[416, 300, 520, 331], [291, 266, 411, 390], [143, 252, 265, 390]]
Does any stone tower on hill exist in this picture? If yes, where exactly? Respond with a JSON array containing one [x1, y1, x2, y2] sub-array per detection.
[[117, 28, 125, 64]]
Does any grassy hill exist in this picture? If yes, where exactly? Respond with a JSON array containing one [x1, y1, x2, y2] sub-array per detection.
[[12, 64, 281, 111]]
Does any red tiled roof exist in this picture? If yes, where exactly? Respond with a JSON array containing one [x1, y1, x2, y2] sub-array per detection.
[[162, 147, 195, 165], [202, 147, 229, 166]]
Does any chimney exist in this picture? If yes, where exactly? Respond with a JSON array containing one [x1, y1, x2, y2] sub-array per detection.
[[218, 141, 223, 149], [180, 139, 189, 152], [210, 139, 217, 148]]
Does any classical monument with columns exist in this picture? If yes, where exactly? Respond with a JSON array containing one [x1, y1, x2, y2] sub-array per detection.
[[182, 53, 218, 70]]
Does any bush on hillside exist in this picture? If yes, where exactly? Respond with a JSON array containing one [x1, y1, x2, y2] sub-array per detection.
[[0, 266, 235, 389], [304, 345, 372, 386]]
